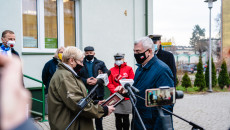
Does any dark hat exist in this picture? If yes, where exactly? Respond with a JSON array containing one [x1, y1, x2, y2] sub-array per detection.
[[84, 46, 94, 52], [148, 34, 162, 42], [114, 53, 125, 60]]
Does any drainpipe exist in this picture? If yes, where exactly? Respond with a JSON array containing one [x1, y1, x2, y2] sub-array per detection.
[[145, 0, 148, 35]]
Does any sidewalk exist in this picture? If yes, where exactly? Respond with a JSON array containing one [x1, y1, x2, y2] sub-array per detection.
[[34, 92, 230, 130]]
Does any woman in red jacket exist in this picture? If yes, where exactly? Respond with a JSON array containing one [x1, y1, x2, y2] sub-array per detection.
[[107, 53, 135, 130]]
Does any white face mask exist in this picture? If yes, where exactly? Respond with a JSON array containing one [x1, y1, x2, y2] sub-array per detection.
[[115, 60, 123, 66], [6, 41, 15, 48]]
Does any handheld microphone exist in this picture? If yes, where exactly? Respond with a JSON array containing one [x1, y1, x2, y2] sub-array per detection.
[[96, 70, 111, 86], [119, 79, 139, 93]]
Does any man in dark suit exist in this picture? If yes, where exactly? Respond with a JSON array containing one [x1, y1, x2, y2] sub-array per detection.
[[0, 30, 19, 57], [78, 46, 108, 130], [149, 34, 177, 87]]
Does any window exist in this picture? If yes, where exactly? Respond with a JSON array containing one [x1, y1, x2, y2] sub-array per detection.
[[44, 0, 58, 48], [64, 0, 75, 47], [22, 0, 79, 53], [22, 0, 38, 48]]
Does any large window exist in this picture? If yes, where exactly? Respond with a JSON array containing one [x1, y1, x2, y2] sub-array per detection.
[[44, 0, 58, 48], [64, 0, 75, 47], [22, 0, 79, 53], [22, 0, 38, 48]]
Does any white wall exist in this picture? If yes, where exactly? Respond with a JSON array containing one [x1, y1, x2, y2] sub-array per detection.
[[0, 0, 53, 87], [81, 0, 152, 70], [0, 0, 153, 87], [0, 0, 22, 55]]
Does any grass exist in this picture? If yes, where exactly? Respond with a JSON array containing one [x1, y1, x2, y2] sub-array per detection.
[[176, 85, 229, 94]]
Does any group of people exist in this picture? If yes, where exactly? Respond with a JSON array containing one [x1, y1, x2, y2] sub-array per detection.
[[0, 29, 177, 130], [42, 36, 176, 130]]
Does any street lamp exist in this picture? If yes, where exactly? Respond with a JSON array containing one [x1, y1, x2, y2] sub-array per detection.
[[204, 0, 217, 92]]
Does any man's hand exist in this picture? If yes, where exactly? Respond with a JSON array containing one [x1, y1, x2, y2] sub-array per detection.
[[87, 77, 97, 85], [114, 85, 127, 94], [0, 55, 32, 130], [107, 106, 115, 116]]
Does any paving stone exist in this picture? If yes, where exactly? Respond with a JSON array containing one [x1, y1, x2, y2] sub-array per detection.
[[34, 92, 230, 130]]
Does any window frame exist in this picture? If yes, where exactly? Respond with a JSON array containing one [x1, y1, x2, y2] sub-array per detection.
[[22, 0, 80, 53]]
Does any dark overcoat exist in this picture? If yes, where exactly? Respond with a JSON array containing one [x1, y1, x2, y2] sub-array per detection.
[[78, 57, 108, 98], [42, 57, 59, 94], [156, 45, 177, 87]]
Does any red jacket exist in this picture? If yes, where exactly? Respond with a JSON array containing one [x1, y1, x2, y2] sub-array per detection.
[[107, 62, 135, 100]]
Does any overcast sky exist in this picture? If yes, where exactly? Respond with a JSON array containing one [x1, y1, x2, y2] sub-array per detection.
[[153, 0, 221, 46]]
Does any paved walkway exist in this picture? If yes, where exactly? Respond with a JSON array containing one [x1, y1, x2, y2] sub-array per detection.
[[34, 92, 230, 130]]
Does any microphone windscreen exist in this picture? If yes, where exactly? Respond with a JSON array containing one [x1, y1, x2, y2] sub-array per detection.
[[97, 78, 104, 85]]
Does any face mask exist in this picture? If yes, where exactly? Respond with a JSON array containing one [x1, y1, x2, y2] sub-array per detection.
[[134, 49, 149, 64], [115, 60, 123, 66], [6, 41, 15, 48], [154, 44, 158, 51], [74, 64, 83, 72], [58, 53, 63, 61], [86, 55, 94, 61]]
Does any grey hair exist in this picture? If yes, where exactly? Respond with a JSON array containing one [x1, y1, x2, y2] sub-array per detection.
[[62, 46, 84, 63], [134, 37, 154, 51]]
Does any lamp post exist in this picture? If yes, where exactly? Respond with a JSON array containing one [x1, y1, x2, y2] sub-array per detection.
[[204, 0, 217, 92]]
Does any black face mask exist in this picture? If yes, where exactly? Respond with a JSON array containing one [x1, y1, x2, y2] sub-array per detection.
[[86, 55, 94, 61], [134, 49, 149, 64], [74, 64, 83, 72]]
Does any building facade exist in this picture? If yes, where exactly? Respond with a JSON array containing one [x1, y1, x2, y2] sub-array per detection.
[[0, 0, 153, 87], [222, 0, 230, 69]]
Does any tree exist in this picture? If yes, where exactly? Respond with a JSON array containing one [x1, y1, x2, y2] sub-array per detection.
[[189, 25, 207, 56], [176, 76, 179, 87], [194, 56, 206, 90], [181, 73, 192, 88], [218, 60, 230, 89], [205, 58, 217, 87]]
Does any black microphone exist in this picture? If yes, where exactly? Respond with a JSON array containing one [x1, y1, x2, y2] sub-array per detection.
[[124, 83, 139, 93], [124, 83, 137, 101]]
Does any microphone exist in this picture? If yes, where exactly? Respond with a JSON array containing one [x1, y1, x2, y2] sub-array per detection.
[[96, 70, 111, 86], [119, 79, 139, 93]]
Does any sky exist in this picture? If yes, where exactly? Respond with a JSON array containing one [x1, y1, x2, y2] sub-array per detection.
[[153, 0, 221, 46]]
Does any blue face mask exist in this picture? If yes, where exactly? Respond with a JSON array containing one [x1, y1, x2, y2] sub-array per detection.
[[154, 44, 158, 51]]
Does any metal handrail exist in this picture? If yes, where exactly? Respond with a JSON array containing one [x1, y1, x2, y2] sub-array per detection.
[[23, 74, 47, 122]]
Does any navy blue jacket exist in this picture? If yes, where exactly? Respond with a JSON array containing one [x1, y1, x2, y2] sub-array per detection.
[[132, 55, 174, 130], [42, 57, 59, 94], [78, 57, 108, 99], [157, 45, 177, 87]]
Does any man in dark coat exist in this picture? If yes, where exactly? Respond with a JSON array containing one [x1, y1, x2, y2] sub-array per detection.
[[149, 34, 177, 87], [116, 37, 174, 130], [0, 30, 19, 56], [78, 46, 108, 130], [132, 37, 174, 130]]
